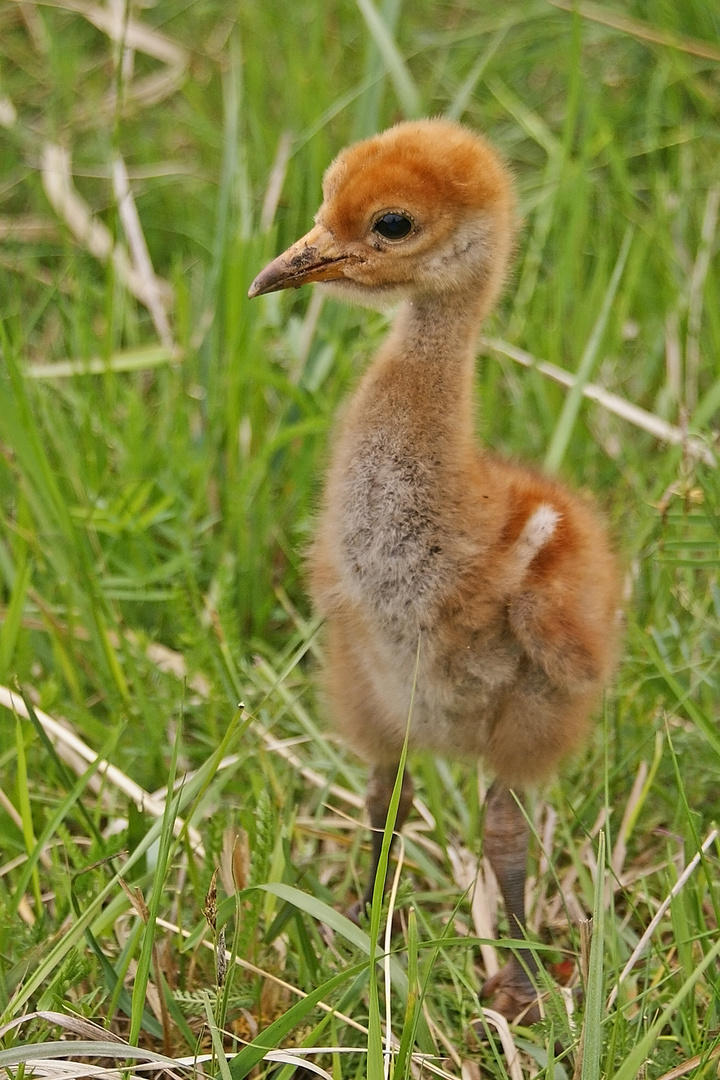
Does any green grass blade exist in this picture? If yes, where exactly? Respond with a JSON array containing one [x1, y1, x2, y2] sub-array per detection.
[[227, 959, 369, 1079], [14, 714, 43, 915], [392, 906, 418, 1079], [1, 710, 243, 1023], [0, 1043, 179, 1068], [259, 883, 372, 954], [446, 28, 507, 122], [544, 227, 633, 473], [365, 641, 418, 1077], [24, 345, 180, 379], [0, 556, 31, 681], [9, 728, 117, 917], [353, 0, 402, 139], [354, 0, 421, 118], [129, 718, 181, 1045], [644, 636, 720, 759], [202, 992, 233, 1080], [581, 832, 605, 1080], [612, 935, 720, 1080]]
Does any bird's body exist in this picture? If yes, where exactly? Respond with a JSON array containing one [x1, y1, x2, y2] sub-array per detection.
[[309, 303, 618, 782], [250, 118, 620, 1022]]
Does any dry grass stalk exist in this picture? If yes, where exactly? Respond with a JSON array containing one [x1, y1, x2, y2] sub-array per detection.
[[0, 95, 17, 127], [655, 1043, 720, 1080], [685, 186, 720, 411], [260, 132, 293, 234], [0, 215, 59, 241], [448, 844, 500, 980], [548, 0, 720, 62], [41, 144, 173, 314], [155, 915, 369, 1037], [475, 1008, 523, 1080], [611, 759, 649, 880], [11, 0, 188, 120], [484, 337, 717, 465], [0, 684, 204, 855], [18, 0, 187, 65], [101, 65, 188, 120], [607, 826, 720, 1008], [111, 155, 174, 348]]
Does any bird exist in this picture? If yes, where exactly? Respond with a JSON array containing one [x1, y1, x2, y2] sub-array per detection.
[[248, 118, 621, 1024]]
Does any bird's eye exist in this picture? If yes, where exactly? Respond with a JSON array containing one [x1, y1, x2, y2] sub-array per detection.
[[373, 212, 413, 240]]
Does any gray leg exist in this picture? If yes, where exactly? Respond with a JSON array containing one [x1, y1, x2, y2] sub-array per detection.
[[480, 782, 541, 1023], [348, 763, 414, 922]]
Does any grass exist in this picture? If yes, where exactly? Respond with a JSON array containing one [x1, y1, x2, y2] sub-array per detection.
[[0, 0, 719, 1076]]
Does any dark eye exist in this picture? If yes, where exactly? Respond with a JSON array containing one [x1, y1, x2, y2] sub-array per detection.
[[373, 212, 413, 240]]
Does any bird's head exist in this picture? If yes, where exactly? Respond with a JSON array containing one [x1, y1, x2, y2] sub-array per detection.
[[248, 118, 515, 311]]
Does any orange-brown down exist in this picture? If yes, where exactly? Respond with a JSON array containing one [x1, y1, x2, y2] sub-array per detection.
[[249, 118, 621, 1024]]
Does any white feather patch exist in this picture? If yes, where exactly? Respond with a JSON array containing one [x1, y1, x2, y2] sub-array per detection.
[[514, 503, 560, 569]]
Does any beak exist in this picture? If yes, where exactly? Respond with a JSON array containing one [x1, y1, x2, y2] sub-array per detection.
[[248, 224, 359, 298]]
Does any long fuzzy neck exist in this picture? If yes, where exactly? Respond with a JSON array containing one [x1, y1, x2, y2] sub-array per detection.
[[347, 287, 488, 458], [316, 287, 494, 627]]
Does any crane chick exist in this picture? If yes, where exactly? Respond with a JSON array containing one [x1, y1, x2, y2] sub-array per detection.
[[249, 119, 620, 1023]]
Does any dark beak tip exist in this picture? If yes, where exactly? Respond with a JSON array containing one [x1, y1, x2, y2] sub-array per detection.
[[248, 272, 275, 299], [248, 269, 311, 299]]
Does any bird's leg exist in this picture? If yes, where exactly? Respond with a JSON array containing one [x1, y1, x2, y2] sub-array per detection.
[[480, 781, 541, 1023], [348, 763, 414, 923]]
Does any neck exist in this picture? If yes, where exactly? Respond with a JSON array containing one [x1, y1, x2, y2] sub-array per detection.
[[319, 285, 493, 622], [373, 287, 489, 446], [393, 287, 488, 356]]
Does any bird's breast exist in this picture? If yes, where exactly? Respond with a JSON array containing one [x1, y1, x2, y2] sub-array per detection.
[[327, 428, 461, 622], [309, 419, 532, 757]]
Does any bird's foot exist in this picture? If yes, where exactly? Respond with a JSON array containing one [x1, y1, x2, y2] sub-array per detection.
[[480, 962, 542, 1026]]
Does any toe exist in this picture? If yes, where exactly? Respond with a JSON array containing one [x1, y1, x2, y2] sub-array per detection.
[[481, 963, 541, 1025]]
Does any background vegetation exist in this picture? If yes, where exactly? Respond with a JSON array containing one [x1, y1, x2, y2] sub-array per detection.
[[0, 0, 719, 1076]]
